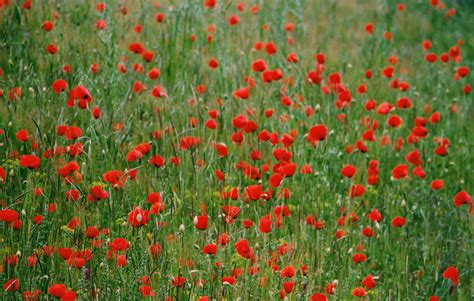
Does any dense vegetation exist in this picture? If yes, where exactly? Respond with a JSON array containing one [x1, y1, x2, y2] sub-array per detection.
[[0, 0, 473, 300]]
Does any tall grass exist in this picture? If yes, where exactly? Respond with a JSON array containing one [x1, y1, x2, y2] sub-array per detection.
[[0, 0, 473, 300]]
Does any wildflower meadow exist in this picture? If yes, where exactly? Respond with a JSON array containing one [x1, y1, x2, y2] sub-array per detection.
[[0, 0, 473, 300]]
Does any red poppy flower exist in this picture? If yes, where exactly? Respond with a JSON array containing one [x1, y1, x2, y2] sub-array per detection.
[[340, 164, 356, 178], [367, 209, 382, 222], [15, 129, 28, 142], [387, 115, 403, 128], [48, 284, 67, 298], [245, 184, 262, 201], [442, 266, 459, 285], [234, 239, 252, 259], [151, 85, 167, 98], [405, 149, 422, 166], [3, 278, 19, 292], [456, 66, 469, 78], [352, 287, 367, 297], [361, 274, 376, 289], [23, 290, 42, 300], [116, 254, 127, 267], [202, 244, 217, 255], [0, 166, 5, 183], [20, 155, 40, 170], [180, 136, 200, 150], [265, 42, 277, 55], [87, 186, 109, 202], [109, 238, 130, 251], [46, 43, 58, 54], [307, 124, 327, 143], [252, 59, 267, 72], [52, 79, 67, 94], [146, 154, 164, 168], [353, 253, 367, 263], [453, 191, 471, 207], [430, 179, 444, 190], [310, 293, 328, 301], [349, 184, 365, 198], [259, 214, 272, 233], [364, 23, 373, 34], [138, 285, 155, 297], [391, 164, 408, 179], [42, 21, 54, 31], [233, 87, 249, 99], [193, 215, 208, 230], [391, 216, 406, 227], [425, 53, 437, 63], [203, 0, 216, 9], [280, 265, 296, 278], [128, 207, 149, 227], [362, 226, 375, 238], [172, 275, 186, 287]]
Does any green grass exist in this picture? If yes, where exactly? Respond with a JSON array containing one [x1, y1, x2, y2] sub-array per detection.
[[0, 0, 473, 300]]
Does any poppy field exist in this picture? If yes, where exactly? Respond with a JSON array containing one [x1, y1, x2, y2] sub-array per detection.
[[0, 0, 473, 300]]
